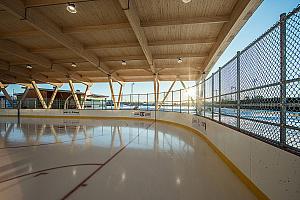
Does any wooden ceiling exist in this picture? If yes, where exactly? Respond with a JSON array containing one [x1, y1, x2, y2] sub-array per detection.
[[0, 0, 262, 83]]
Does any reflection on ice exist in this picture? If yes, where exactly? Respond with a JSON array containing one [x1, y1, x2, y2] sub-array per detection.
[[0, 118, 194, 153]]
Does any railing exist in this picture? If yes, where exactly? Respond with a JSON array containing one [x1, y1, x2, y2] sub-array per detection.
[[1, 5, 299, 156]]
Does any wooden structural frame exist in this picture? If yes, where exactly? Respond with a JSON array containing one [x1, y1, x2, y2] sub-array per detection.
[[47, 83, 63, 109], [0, 82, 14, 107], [108, 77, 123, 109], [68, 80, 82, 109], [154, 74, 160, 110], [31, 80, 48, 109], [81, 82, 93, 109], [0, 0, 262, 84], [180, 80, 195, 106], [158, 80, 177, 110]]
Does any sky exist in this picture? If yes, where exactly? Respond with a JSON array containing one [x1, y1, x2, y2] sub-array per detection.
[[1, 0, 299, 97]]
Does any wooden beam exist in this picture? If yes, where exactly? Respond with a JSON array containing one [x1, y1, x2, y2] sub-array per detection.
[[140, 15, 230, 27], [0, 39, 83, 82], [100, 53, 207, 62], [0, 40, 52, 69], [153, 74, 160, 110], [63, 23, 131, 34], [31, 80, 47, 109], [153, 76, 157, 110], [25, 0, 84, 7], [47, 85, 61, 109], [0, 72, 30, 83], [180, 80, 195, 106], [0, 82, 14, 107], [118, 0, 155, 74], [81, 83, 92, 109], [116, 83, 123, 109], [153, 53, 208, 60], [158, 80, 176, 110], [18, 86, 30, 108], [202, 0, 262, 75], [68, 80, 82, 109], [157, 78, 160, 108], [108, 77, 117, 109], [29, 38, 216, 53], [0, 0, 120, 81]]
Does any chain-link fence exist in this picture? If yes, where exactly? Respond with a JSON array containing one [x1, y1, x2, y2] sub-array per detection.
[[196, 5, 300, 155]]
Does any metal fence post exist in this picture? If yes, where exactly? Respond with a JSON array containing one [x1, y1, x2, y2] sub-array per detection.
[[280, 13, 287, 147], [212, 73, 214, 119], [219, 68, 222, 122], [147, 93, 149, 111], [237, 51, 241, 129]]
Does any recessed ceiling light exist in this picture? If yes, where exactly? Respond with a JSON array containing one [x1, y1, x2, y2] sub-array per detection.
[[26, 64, 32, 69], [121, 60, 127, 66], [182, 0, 192, 3], [71, 62, 77, 68], [177, 57, 183, 64], [67, 3, 77, 14]]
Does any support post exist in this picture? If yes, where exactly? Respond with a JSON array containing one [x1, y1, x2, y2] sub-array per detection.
[[237, 51, 241, 128], [48, 83, 63, 109], [156, 78, 160, 108], [0, 82, 14, 108], [68, 80, 82, 109], [117, 83, 123, 109], [154, 75, 158, 110], [81, 83, 93, 109], [18, 86, 30, 108], [180, 80, 195, 106], [280, 13, 287, 147], [108, 77, 117, 109], [158, 80, 176, 110], [31, 81, 47, 109]]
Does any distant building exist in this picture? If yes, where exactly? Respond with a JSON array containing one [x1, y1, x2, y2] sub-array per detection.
[[13, 88, 108, 109]]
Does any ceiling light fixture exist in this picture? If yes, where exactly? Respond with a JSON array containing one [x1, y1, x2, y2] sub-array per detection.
[[177, 57, 183, 64], [121, 60, 127, 66], [182, 0, 192, 3], [71, 62, 77, 68], [26, 64, 32, 69], [67, 3, 77, 14]]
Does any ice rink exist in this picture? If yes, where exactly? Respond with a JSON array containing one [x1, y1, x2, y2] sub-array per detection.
[[0, 117, 256, 200]]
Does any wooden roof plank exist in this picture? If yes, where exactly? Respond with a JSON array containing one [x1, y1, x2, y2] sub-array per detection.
[[118, 0, 155, 74], [0, 0, 121, 81]]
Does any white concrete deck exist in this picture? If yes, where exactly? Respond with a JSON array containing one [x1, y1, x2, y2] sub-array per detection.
[[0, 117, 256, 200]]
